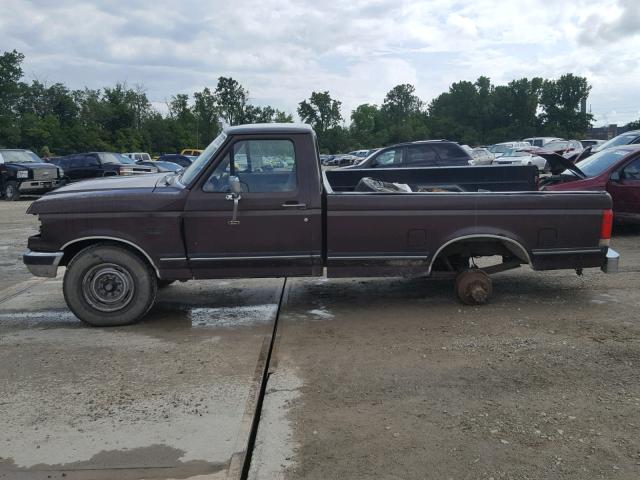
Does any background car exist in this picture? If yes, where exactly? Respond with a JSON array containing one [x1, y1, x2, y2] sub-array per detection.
[[345, 140, 472, 169], [123, 152, 152, 162], [541, 139, 584, 158], [157, 154, 193, 168], [468, 147, 495, 166], [489, 141, 531, 158], [118, 155, 156, 173], [1, 149, 63, 200], [348, 149, 372, 159], [523, 137, 562, 147], [542, 144, 640, 223], [580, 139, 605, 149], [327, 154, 359, 167], [137, 160, 183, 172], [591, 130, 640, 154], [53, 152, 154, 181], [180, 148, 203, 157], [492, 149, 547, 170]]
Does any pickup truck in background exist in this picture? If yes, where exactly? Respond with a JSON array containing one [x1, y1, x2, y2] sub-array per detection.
[[1, 149, 63, 201], [47, 152, 153, 182], [24, 124, 619, 327]]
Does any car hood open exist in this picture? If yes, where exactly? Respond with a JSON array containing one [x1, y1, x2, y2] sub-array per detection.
[[531, 151, 586, 177]]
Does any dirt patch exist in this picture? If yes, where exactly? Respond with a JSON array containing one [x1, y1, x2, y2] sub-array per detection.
[[274, 243, 640, 479]]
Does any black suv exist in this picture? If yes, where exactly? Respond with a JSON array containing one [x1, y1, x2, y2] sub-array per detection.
[[0, 149, 63, 200], [343, 140, 472, 169], [51, 152, 153, 182]]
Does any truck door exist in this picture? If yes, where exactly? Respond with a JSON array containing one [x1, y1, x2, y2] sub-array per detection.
[[183, 135, 323, 278], [608, 157, 640, 221]]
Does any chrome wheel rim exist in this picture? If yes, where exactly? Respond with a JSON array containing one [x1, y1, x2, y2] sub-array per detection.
[[82, 263, 135, 312]]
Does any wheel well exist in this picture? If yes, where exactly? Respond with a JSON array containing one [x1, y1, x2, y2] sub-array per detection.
[[61, 239, 159, 276], [429, 236, 531, 273]]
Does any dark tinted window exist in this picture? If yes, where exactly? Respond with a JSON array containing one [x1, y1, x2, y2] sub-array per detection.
[[432, 143, 471, 166], [406, 145, 438, 166], [83, 154, 100, 166]]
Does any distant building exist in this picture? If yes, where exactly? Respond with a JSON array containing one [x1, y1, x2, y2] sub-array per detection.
[[587, 124, 618, 140]]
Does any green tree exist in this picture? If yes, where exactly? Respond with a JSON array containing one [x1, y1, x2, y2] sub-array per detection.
[[0, 50, 25, 146], [627, 119, 640, 130], [215, 77, 249, 126], [350, 103, 380, 147], [193, 87, 219, 147], [539, 74, 593, 138], [297, 91, 342, 135]]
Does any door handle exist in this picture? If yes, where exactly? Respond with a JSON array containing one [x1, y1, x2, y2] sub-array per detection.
[[281, 202, 307, 208]]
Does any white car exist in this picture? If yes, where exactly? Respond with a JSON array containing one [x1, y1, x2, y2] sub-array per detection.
[[523, 137, 562, 148], [468, 147, 494, 166], [123, 152, 152, 162], [489, 141, 531, 158], [492, 149, 547, 171]]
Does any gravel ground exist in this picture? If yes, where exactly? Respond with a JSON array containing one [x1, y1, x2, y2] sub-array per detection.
[[255, 232, 640, 480], [0, 199, 39, 292]]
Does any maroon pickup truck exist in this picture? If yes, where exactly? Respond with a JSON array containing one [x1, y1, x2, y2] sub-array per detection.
[[23, 124, 619, 326]]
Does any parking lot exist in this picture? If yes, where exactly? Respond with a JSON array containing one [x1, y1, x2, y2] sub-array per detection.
[[1, 200, 639, 479]]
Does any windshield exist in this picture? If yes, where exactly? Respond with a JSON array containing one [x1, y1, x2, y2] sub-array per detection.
[[565, 148, 630, 177], [593, 132, 639, 152], [99, 153, 125, 164], [179, 132, 227, 185], [118, 155, 136, 164], [489, 144, 511, 154], [545, 141, 569, 150], [1, 150, 40, 163]]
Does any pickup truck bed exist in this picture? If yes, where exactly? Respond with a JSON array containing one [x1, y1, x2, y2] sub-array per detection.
[[23, 123, 619, 326]]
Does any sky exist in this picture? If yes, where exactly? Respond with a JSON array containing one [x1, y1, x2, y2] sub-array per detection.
[[1, 0, 639, 126]]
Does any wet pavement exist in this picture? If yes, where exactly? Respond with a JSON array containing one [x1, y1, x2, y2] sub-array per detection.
[[0, 275, 283, 479]]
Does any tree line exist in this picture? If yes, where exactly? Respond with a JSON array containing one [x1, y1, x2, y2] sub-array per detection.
[[0, 49, 608, 156]]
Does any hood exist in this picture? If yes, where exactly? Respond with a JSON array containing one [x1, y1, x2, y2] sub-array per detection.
[[534, 151, 586, 177], [5, 162, 56, 170], [26, 172, 185, 215], [50, 172, 167, 194]]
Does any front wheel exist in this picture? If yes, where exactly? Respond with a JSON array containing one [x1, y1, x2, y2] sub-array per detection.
[[63, 244, 157, 326]]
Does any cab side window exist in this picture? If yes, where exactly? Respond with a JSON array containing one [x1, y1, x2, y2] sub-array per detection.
[[622, 158, 640, 180], [204, 139, 296, 193]]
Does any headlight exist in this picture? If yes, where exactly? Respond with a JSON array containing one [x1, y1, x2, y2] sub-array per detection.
[[57, 167, 64, 178], [17, 170, 29, 179]]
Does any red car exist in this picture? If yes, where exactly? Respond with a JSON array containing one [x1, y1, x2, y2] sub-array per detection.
[[542, 144, 640, 223]]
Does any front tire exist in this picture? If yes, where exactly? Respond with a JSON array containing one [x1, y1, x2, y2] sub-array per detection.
[[3, 181, 20, 201], [63, 244, 157, 327]]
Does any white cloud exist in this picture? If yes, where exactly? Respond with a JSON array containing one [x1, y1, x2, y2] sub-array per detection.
[[1, 0, 638, 125]]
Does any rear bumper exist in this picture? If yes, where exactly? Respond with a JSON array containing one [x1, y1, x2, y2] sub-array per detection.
[[601, 248, 619, 274], [23, 250, 63, 277]]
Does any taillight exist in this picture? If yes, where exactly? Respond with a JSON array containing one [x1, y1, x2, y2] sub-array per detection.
[[600, 209, 613, 247]]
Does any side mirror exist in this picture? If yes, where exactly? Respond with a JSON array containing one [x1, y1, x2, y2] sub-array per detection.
[[610, 171, 621, 182], [229, 175, 242, 196]]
